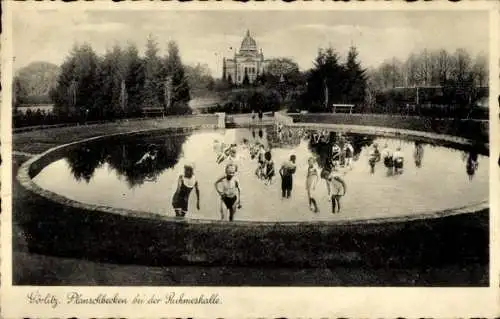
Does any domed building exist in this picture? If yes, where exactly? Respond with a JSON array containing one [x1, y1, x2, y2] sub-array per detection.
[[222, 30, 271, 85]]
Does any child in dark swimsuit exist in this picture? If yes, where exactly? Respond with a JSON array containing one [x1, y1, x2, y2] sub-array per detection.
[[215, 164, 242, 221], [393, 147, 404, 174], [172, 164, 200, 217], [279, 155, 297, 198], [382, 144, 393, 168]]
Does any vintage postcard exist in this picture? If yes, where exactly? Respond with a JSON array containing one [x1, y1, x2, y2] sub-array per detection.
[[1, 1, 499, 317]]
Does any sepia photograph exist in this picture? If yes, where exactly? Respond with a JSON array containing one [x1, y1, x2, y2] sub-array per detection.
[[2, 1, 500, 317]]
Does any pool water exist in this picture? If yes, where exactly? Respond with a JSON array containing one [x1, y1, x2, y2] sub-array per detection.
[[33, 127, 488, 222]]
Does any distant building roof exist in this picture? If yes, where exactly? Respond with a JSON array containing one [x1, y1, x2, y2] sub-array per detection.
[[240, 30, 258, 54]]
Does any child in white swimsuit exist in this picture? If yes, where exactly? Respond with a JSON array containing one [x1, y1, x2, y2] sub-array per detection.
[[327, 172, 346, 214], [306, 157, 320, 213]]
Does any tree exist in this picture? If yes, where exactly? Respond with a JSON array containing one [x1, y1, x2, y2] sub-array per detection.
[[51, 43, 101, 120], [452, 48, 473, 84], [431, 49, 454, 85], [441, 49, 476, 114], [96, 45, 126, 119], [13, 76, 28, 109], [343, 46, 368, 104], [164, 41, 191, 109], [415, 49, 433, 86], [403, 53, 421, 87], [302, 47, 345, 111], [184, 63, 215, 96], [142, 34, 162, 109], [123, 43, 145, 115], [472, 52, 488, 87], [264, 58, 300, 77]]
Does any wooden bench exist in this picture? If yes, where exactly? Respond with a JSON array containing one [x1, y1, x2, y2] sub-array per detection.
[[142, 107, 164, 117], [332, 104, 355, 114]]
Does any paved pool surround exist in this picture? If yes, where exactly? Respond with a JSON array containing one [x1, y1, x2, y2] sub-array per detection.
[[16, 114, 489, 270]]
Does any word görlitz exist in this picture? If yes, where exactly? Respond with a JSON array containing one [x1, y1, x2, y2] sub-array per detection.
[[27, 291, 60, 308]]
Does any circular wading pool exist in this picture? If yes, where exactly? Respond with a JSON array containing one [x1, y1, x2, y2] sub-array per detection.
[[31, 126, 488, 222]]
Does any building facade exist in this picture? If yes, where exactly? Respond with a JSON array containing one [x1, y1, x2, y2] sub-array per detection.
[[223, 30, 271, 85]]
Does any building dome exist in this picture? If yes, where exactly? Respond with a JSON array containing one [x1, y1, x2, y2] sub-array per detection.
[[240, 30, 257, 53]]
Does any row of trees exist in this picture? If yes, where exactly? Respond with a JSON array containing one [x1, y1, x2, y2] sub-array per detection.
[[13, 37, 488, 123], [365, 48, 489, 118], [48, 35, 191, 122], [368, 48, 488, 92]]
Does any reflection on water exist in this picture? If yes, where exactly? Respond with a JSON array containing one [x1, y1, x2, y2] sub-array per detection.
[[35, 126, 489, 222], [65, 133, 189, 187], [465, 150, 479, 181], [414, 141, 424, 168]]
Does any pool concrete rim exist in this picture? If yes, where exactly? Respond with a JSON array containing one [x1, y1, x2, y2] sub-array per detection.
[[17, 123, 489, 227]]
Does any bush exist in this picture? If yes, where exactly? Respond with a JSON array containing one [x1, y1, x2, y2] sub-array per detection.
[[200, 87, 282, 114], [166, 102, 193, 116]]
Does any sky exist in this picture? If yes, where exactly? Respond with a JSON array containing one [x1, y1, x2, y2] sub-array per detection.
[[13, 10, 490, 77]]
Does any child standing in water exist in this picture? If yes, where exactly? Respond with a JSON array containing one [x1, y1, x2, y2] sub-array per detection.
[[331, 143, 341, 170], [172, 163, 200, 217], [381, 144, 393, 168], [344, 140, 354, 168], [327, 172, 347, 214], [368, 144, 381, 174], [279, 155, 297, 198], [214, 164, 242, 221], [393, 147, 404, 174], [255, 144, 266, 179], [263, 151, 275, 185], [225, 144, 240, 172], [306, 157, 320, 213]]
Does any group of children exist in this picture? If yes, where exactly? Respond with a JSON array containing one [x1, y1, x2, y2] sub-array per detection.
[[251, 131, 349, 214], [369, 143, 405, 175], [330, 139, 355, 170], [251, 144, 275, 185], [306, 156, 347, 214], [171, 160, 242, 221], [168, 126, 438, 221]]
